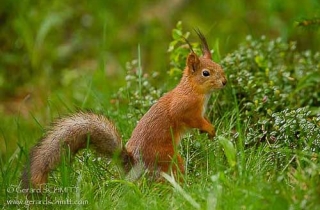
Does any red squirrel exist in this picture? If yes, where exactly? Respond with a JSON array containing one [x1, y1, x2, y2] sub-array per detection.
[[22, 30, 227, 189]]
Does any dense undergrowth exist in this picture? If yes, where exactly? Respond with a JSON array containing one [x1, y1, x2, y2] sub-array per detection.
[[1, 22, 320, 209]]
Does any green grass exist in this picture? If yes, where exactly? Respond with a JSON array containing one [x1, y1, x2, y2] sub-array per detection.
[[1, 58, 320, 209], [1, 1, 320, 208], [1, 97, 319, 209], [1, 42, 320, 209]]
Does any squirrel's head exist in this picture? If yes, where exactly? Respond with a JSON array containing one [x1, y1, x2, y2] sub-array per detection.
[[185, 30, 227, 93]]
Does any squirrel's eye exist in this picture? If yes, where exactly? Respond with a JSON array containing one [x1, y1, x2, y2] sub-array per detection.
[[202, 70, 210, 77]]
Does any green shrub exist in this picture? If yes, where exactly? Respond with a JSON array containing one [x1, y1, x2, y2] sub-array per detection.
[[271, 108, 320, 150], [221, 36, 320, 117], [218, 35, 320, 154], [112, 56, 164, 122]]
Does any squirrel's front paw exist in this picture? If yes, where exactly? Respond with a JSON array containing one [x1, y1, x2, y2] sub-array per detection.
[[208, 128, 216, 139], [207, 124, 216, 139], [200, 127, 215, 139]]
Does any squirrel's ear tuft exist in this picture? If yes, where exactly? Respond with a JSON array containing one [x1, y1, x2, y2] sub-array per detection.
[[187, 53, 200, 73], [194, 28, 211, 60]]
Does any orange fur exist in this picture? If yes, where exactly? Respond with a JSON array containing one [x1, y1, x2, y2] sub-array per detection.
[[126, 49, 226, 177]]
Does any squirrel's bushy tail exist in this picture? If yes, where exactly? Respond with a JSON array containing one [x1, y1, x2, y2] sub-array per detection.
[[22, 112, 130, 189]]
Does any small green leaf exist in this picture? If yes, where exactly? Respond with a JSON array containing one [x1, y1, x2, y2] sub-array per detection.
[[218, 137, 236, 167], [172, 29, 183, 40], [254, 55, 267, 68]]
